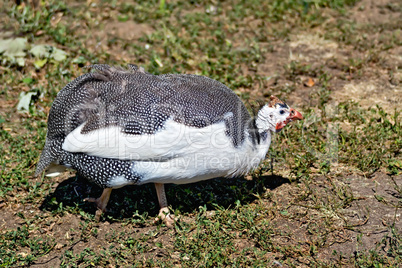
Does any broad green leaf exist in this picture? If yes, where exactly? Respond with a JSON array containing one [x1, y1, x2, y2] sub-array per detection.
[[34, 58, 47, 69]]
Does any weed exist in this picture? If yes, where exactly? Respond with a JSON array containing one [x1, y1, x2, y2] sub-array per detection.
[[0, 0, 400, 267]]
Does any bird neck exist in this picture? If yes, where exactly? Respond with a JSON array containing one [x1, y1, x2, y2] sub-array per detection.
[[255, 105, 275, 133], [235, 117, 272, 176]]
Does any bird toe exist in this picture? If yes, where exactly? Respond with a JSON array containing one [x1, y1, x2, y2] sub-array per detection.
[[84, 197, 107, 212], [154, 207, 175, 228]]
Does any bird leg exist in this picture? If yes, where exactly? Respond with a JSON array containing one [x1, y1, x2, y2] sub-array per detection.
[[154, 183, 175, 227], [84, 188, 112, 218]]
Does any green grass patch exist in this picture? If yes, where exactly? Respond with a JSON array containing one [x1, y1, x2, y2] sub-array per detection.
[[0, 0, 400, 267]]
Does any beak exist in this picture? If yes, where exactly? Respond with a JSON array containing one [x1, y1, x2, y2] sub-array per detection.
[[287, 108, 303, 121], [275, 108, 303, 132], [275, 121, 286, 132]]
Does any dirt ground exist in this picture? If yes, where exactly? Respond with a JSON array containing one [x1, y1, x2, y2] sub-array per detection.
[[0, 0, 401, 267]]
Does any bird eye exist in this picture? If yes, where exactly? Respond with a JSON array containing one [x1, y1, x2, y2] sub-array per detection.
[[279, 110, 285, 115]]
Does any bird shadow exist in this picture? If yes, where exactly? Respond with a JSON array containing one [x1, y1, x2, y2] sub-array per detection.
[[40, 173, 290, 221]]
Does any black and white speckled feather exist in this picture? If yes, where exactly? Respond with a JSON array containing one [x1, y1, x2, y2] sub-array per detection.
[[59, 152, 141, 188], [36, 64, 300, 190]]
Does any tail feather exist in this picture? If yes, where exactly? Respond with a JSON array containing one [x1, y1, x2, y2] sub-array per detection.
[[43, 162, 68, 177], [35, 138, 63, 176]]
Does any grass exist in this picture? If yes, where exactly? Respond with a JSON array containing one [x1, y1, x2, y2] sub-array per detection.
[[0, 0, 401, 267]]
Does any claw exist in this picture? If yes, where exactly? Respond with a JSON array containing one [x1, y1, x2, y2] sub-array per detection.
[[84, 188, 112, 220], [154, 207, 175, 227], [84, 197, 107, 212]]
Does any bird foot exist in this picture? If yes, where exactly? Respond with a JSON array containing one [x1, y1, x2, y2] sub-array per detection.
[[154, 207, 175, 228], [84, 197, 107, 212], [84, 197, 107, 221], [83, 188, 112, 219]]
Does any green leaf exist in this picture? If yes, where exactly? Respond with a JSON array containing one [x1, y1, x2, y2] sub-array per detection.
[[280, 210, 289, 216], [17, 91, 37, 112], [52, 47, 67, 61], [29, 44, 67, 62], [16, 57, 25, 67], [72, 56, 87, 65], [22, 77, 34, 85], [29, 44, 51, 58], [118, 14, 129, 22], [0, 38, 27, 57], [34, 58, 47, 69], [0, 38, 27, 66]]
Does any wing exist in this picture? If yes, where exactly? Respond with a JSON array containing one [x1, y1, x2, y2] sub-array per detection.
[[51, 65, 250, 161], [62, 118, 231, 161]]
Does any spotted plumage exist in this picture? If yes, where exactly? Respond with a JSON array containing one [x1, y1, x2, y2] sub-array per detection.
[[36, 64, 303, 226]]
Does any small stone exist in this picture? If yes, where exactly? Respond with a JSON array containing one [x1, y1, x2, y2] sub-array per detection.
[[55, 243, 64, 250]]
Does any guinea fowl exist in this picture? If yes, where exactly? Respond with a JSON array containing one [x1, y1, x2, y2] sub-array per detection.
[[36, 64, 303, 226]]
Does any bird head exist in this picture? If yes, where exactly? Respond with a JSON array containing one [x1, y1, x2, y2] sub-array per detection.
[[256, 95, 303, 133]]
